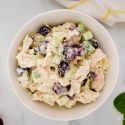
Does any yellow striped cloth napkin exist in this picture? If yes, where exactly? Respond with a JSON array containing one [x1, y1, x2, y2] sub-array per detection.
[[56, 0, 125, 26]]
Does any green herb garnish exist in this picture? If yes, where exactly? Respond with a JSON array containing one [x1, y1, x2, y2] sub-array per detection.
[[114, 92, 125, 125], [114, 92, 125, 114]]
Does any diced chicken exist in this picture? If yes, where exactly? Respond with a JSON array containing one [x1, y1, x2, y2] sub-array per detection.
[[41, 94, 58, 106], [101, 57, 109, 70], [28, 84, 38, 92], [22, 34, 33, 52], [89, 49, 106, 68], [37, 82, 54, 93], [42, 55, 54, 67], [68, 82, 81, 97], [32, 68, 49, 84], [59, 77, 71, 86], [91, 69, 105, 91], [17, 76, 29, 88], [16, 52, 36, 68], [76, 78, 99, 103], [32, 91, 43, 101], [33, 92, 58, 106], [76, 89, 99, 104], [56, 96, 69, 106], [75, 60, 90, 82]]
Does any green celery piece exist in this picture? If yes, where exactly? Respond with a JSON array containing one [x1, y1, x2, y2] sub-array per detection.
[[54, 48, 63, 64], [78, 22, 85, 34], [82, 31, 93, 41], [34, 34, 44, 43], [83, 41, 95, 55], [114, 92, 125, 114], [33, 34, 44, 46], [31, 70, 41, 79], [51, 37, 61, 48]]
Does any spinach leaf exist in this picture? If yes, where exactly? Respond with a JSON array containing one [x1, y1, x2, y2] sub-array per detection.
[[114, 92, 125, 114], [123, 115, 125, 125]]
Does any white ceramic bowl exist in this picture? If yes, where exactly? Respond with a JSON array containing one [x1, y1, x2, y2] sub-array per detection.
[[7, 9, 119, 121]]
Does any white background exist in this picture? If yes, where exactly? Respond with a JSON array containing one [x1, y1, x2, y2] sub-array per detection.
[[0, 0, 125, 125]]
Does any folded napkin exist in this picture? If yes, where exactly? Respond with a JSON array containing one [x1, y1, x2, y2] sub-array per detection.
[[56, 0, 125, 26]]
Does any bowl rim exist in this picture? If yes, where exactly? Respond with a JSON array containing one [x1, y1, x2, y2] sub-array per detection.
[[7, 9, 119, 121]]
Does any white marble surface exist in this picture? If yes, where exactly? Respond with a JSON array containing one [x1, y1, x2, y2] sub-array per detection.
[[0, 0, 125, 125]]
